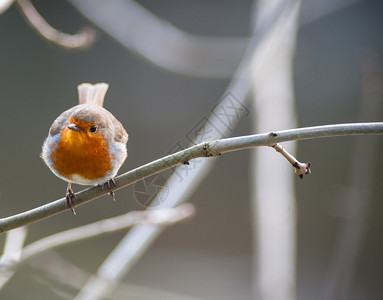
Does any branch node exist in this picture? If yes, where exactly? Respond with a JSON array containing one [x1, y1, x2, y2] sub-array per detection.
[[202, 143, 211, 156], [269, 132, 278, 137], [203, 142, 220, 157]]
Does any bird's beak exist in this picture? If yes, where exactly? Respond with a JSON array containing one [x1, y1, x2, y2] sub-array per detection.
[[68, 123, 81, 131]]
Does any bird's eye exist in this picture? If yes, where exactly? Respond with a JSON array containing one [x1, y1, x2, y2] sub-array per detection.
[[89, 125, 98, 133]]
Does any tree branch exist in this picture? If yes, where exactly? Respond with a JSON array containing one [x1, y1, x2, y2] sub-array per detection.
[[272, 143, 311, 178], [0, 122, 381, 233]]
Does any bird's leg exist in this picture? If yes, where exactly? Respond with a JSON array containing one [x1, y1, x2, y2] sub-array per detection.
[[102, 178, 117, 201], [66, 182, 78, 215]]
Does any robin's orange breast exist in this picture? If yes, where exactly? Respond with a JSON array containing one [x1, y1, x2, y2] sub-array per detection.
[[50, 125, 113, 181]]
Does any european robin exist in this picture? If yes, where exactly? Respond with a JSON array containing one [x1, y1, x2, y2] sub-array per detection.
[[41, 83, 129, 214]]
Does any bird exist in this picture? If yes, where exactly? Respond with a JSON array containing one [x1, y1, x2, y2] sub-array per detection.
[[41, 83, 129, 214]]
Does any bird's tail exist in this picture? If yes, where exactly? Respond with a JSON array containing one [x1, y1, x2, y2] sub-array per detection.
[[77, 82, 109, 107]]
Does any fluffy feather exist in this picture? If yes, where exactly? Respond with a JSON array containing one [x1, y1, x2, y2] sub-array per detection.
[[77, 83, 109, 107]]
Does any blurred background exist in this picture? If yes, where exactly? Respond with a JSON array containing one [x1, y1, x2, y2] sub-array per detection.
[[0, 0, 382, 299]]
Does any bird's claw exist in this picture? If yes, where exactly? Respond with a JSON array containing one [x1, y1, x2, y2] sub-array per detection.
[[102, 178, 117, 201], [66, 183, 78, 215]]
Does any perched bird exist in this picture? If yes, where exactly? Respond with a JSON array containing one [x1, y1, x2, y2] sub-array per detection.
[[41, 83, 129, 214]]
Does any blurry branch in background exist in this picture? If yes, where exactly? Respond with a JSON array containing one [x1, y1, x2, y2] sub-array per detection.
[[16, 0, 97, 50], [21, 203, 194, 263], [68, 0, 247, 78], [0, 227, 27, 287], [323, 52, 383, 300], [30, 252, 204, 300], [1, 0, 361, 76], [0, 204, 194, 290], [67, 0, 363, 78], [0, 227, 27, 263], [1, 0, 362, 74], [250, 0, 300, 299], [0, 0, 14, 14]]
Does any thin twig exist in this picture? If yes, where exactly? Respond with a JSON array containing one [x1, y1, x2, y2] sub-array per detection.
[[272, 143, 311, 178], [0, 122, 381, 233], [16, 0, 97, 50]]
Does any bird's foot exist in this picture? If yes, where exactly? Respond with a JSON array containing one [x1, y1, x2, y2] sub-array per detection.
[[102, 178, 117, 201], [66, 182, 78, 215]]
